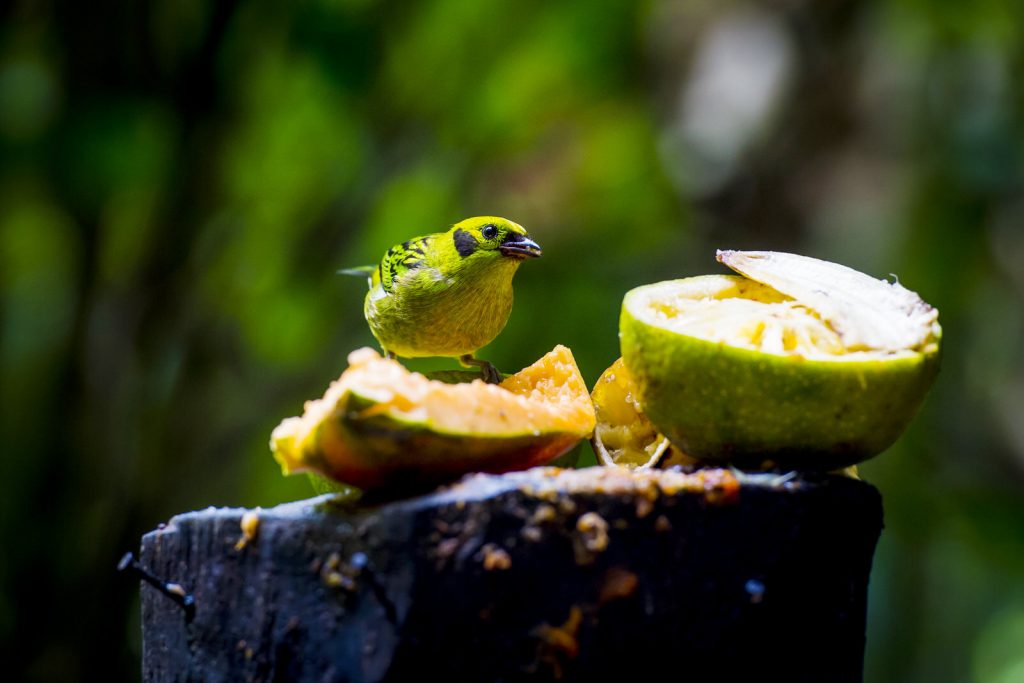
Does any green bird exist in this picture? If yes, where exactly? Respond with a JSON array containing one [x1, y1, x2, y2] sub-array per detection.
[[342, 216, 542, 383]]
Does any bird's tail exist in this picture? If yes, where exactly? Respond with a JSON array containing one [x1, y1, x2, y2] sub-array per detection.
[[337, 265, 375, 277]]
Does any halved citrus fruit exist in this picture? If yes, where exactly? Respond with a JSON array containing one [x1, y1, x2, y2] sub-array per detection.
[[590, 358, 694, 469], [620, 251, 941, 469], [271, 345, 596, 490]]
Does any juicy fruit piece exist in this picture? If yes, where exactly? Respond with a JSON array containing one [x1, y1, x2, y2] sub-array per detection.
[[271, 345, 596, 490], [620, 254, 941, 469], [717, 250, 938, 353], [590, 358, 692, 469]]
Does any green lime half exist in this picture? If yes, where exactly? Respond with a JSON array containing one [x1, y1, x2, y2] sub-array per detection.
[[620, 265, 941, 469]]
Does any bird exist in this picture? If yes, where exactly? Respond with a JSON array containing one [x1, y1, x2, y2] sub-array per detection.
[[341, 216, 542, 383]]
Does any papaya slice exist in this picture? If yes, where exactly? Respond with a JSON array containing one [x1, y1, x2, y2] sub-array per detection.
[[271, 345, 595, 490]]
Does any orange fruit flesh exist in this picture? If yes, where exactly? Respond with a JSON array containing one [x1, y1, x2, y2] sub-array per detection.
[[591, 358, 695, 469], [271, 345, 596, 490]]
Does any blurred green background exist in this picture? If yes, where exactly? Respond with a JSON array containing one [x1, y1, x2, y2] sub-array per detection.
[[2, 0, 1024, 680]]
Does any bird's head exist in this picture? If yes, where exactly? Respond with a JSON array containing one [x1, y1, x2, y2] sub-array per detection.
[[449, 217, 542, 262]]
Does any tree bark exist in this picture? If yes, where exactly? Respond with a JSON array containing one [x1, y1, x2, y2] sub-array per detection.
[[139, 467, 882, 682]]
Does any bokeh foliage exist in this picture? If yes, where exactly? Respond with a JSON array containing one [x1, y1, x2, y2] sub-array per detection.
[[2, 0, 1024, 680]]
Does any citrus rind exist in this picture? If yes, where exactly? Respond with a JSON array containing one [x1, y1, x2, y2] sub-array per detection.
[[620, 269, 941, 469]]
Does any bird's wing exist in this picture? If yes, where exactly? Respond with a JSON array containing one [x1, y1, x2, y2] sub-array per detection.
[[378, 235, 435, 293]]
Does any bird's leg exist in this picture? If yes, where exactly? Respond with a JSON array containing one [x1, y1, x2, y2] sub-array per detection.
[[459, 354, 502, 384]]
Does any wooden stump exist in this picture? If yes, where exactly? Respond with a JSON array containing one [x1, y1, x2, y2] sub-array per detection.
[[138, 467, 883, 682]]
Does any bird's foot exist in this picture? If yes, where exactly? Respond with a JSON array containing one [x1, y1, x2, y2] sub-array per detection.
[[459, 355, 503, 384]]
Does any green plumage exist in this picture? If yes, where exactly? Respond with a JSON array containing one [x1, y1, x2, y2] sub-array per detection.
[[346, 216, 541, 382]]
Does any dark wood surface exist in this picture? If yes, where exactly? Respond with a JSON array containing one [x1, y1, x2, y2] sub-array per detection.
[[139, 466, 883, 682]]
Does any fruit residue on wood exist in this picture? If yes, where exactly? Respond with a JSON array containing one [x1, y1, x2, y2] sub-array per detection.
[[483, 466, 740, 506], [479, 543, 512, 571], [574, 512, 610, 565], [532, 605, 583, 679], [234, 510, 261, 551]]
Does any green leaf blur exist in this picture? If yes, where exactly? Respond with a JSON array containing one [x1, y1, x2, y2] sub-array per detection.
[[2, 1, 1023, 681]]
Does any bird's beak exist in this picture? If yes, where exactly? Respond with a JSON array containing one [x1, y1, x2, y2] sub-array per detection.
[[499, 235, 542, 259]]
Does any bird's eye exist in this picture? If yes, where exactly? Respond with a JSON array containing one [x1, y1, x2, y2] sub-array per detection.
[[482, 224, 497, 240]]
